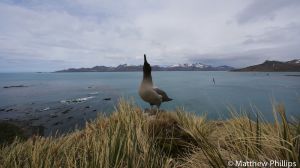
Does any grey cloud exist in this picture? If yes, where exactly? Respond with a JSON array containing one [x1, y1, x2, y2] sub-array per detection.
[[0, 1, 300, 71], [236, 0, 300, 24], [242, 23, 300, 45], [0, 56, 70, 72]]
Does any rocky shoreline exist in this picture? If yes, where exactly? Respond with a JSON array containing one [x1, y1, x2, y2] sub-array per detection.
[[0, 96, 116, 138]]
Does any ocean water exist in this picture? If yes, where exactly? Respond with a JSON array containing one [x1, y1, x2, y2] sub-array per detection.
[[0, 71, 299, 135]]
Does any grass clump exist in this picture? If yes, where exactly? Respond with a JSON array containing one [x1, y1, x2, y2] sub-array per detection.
[[0, 99, 299, 168], [0, 122, 25, 145], [182, 104, 300, 168], [0, 99, 207, 168]]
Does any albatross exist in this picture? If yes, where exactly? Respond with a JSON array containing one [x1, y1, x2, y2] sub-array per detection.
[[139, 54, 173, 109]]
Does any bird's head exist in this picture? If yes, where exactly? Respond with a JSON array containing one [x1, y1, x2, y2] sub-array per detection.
[[143, 54, 151, 73]]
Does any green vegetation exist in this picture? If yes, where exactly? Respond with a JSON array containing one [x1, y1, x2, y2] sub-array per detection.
[[0, 99, 299, 167]]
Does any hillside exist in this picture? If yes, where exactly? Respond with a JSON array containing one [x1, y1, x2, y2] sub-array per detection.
[[0, 100, 299, 167], [56, 63, 235, 72], [233, 59, 300, 72]]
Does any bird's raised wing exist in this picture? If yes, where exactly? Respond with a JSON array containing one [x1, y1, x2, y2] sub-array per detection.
[[153, 87, 173, 102]]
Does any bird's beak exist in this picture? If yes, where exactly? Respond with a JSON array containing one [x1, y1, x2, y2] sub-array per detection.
[[144, 54, 147, 63]]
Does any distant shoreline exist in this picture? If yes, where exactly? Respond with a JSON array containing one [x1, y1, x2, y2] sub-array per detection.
[[55, 64, 235, 72], [285, 74, 300, 77], [54, 70, 300, 73], [55, 59, 300, 72], [54, 70, 233, 73], [233, 59, 300, 72]]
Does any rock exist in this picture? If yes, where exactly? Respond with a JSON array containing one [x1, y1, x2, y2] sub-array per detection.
[[62, 109, 71, 114], [6, 109, 13, 112], [60, 96, 95, 104], [53, 122, 62, 126], [29, 118, 39, 121], [3, 85, 28, 89], [50, 114, 58, 118]]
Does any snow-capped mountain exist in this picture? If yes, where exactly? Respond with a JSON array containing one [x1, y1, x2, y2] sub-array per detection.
[[168, 62, 211, 68], [57, 62, 235, 72], [286, 59, 300, 64]]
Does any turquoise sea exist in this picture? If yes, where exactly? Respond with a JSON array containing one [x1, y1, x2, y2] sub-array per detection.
[[0, 71, 299, 135]]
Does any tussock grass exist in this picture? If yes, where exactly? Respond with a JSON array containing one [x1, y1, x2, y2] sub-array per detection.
[[0, 99, 299, 168], [182, 103, 300, 168]]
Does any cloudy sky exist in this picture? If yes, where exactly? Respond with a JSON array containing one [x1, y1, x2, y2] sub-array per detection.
[[0, 0, 300, 72]]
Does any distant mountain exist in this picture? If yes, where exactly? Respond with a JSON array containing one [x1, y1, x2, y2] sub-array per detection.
[[233, 59, 300, 72], [56, 63, 235, 72]]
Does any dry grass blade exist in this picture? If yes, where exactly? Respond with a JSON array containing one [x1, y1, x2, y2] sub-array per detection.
[[0, 99, 299, 168]]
